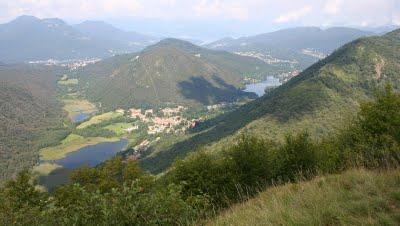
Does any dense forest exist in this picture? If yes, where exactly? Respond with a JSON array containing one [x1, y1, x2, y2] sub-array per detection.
[[1, 85, 398, 225], [0, 64, 67, 180]]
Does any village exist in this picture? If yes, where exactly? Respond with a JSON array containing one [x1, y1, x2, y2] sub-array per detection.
[[116, 105, 201, 136], [115, 105, 204, 159]]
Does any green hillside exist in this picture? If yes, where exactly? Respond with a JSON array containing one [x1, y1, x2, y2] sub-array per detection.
[[1, 84, 398, 225], [209, 169, 400, 226], [76, 39, 282, 110], [140, 30, 400, 173], [0, 64, 66, 180]]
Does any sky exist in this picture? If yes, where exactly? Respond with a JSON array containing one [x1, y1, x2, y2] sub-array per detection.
[[1, 0, 399, 41]]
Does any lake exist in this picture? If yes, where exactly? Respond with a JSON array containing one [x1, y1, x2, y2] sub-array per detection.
[[55, 139, 128, 168], [244, 76, 281, 97], [40, 139, 128, 191], [72, 112, 89, 123]]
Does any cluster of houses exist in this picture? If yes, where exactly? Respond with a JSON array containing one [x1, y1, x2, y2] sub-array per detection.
[[278, 70, 300, 83], [29, 58, 101, 70], [234, 51, 298, 65], [127, 106, 200, 135], [301, 48, 327, 59]]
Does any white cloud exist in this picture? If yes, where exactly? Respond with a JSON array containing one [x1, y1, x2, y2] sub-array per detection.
[[393, 14, 400, 25], [0, 0, 399, 29], [274, 6, 312, 23], [324, 0, 343, 15], [1, 0, 142, 21], [193, 0, 249, 20]]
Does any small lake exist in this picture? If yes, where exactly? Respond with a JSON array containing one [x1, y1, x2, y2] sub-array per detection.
[[72, 112, 89, 123], [244, 76, 282, 97], [55, 139, 128, 169], [40, 139, 128, 191]]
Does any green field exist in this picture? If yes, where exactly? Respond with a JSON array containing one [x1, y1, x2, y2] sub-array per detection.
[[39, 134, 119, 161], [210, 169, 400, 226], [58, 78, 78, 85], [104, 122, 133, 135], [77, 111, 123, 129]]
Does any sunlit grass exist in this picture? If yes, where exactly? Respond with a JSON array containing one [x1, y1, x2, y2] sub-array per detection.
[[209, 169, 400, 226], [104, 122, 133, 135], [58, 78, 78, 85], [77, 111, 123, 129]]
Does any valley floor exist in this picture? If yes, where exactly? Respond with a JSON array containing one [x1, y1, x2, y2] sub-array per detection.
[[208, 169, 400, 226]]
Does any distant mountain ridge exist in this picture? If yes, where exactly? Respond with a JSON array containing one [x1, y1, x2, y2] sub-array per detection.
[[205, 27, 375, 69], [74, 21, 158, 50], [0, 15, 157, 63], [75, 38, 278, 110]]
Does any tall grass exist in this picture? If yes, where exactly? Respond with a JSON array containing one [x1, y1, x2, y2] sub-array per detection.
[[209, 169, 400, 226]]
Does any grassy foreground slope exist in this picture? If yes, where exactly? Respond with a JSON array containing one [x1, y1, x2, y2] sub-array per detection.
[[210, 169, 400, 226], [140, 29, 400, 173], [76, 39, 281, 110]]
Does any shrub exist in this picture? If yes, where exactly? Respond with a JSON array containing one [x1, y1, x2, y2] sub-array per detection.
[[272, 132, 317, 181], [0, 171, 48, 225], [171, 151, 236, 206], [225, 135, 274, 188], [339, 84, 400, 168]]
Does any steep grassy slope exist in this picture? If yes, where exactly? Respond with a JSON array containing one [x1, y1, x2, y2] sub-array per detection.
[[77, 39, 280, 110], [209, 169, 400, 226], [0, 64, 65, 180], [140, 30, 400, 173]]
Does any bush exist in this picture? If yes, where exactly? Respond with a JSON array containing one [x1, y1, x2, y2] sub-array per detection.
[[0, 171, 48, 225], [339, 85, 400, 168], [171, 151, 236, 206], [272, 132, 317, 181], [225, 135, 274, 188]]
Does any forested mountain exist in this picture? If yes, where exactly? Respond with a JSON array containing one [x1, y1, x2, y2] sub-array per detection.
[[0, 16, 155, 63], [205, 27, 374, 69], [141, 29, 400, 173], [76, 38, 280, 110], [0, 64, 66, 180]]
